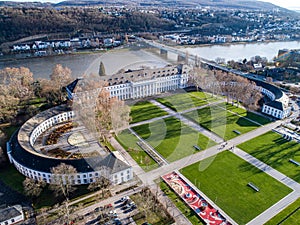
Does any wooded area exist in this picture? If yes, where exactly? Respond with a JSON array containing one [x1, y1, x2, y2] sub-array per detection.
[[0, 7, 175, 44]]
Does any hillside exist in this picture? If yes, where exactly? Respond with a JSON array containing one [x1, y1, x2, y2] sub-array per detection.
[[0, 0, 288, 11]]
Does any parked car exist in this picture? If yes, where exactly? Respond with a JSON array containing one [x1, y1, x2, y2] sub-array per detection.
[[120, 196, 129, 202]]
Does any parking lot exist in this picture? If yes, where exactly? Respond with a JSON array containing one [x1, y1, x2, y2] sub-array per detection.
[[77, 195, 138, 225]]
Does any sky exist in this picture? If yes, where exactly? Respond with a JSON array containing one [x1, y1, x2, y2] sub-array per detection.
[[0, 0, 299, 10]]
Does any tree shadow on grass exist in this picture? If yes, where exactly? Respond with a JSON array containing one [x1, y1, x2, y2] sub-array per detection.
[[239, 140, 300, 180], [236, 116, 258, 127]]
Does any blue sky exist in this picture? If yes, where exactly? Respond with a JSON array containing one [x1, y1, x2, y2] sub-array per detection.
[[0, 0, 299, 10]]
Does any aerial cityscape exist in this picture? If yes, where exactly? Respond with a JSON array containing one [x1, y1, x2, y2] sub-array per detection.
[[0, 0, 299, 225]]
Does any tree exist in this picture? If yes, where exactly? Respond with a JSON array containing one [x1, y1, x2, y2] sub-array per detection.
[[49, 163, 77, 224], [98, 61, 106, 76], [23, 177, 46, 199], [50, 163, 77, 198], [88, 176, 111, 199], [0, 146, 7, 167], [49, 64, 72, 102], [111, 100, 131, 135], [95, 88, 131, 141], [0, 84, 19, 122], [144, 155, 151, 169], [0, 67, 34, 100]]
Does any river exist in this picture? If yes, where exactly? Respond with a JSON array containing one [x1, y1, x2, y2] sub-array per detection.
[[1, 41, 299, 79], [184, 40, 300, 62]]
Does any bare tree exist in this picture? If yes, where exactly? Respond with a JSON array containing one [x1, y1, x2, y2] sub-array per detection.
[[49, 64, 72, 102], [23, 177, 46, 198], [88, 176, 111, 199], [144, 155, 151, 170], [0, 84, 19, 122], [111, 100, 131, 135], [49, 163, 77, 224], [0, 67, 34, 100], [95, 88, 131, 141]]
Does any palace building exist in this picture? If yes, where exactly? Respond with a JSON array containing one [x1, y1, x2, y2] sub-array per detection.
[[7, 105, 133, 185]]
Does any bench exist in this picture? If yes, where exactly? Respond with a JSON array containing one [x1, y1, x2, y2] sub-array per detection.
[[289, 159, 300, 166], [247, 182, 259, 192], [233, 130, 241, 135], [193, 145, 201, 151]]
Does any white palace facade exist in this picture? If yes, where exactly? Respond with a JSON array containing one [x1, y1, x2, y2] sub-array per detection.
[[102, 64, 190, 100]]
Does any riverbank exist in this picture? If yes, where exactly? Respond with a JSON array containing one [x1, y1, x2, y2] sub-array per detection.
[[183, 40, 300, 62], [0, 48, 108, 63], [0, 46, 170, 79], [177, 39, 300, 49]]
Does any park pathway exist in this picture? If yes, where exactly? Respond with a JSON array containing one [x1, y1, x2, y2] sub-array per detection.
[[233, 147, 300, 225], [149, 99, 224, 143]]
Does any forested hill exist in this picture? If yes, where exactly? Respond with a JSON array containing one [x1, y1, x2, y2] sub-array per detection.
[[0, 8, 175, 45], [0, 0, 288, 11]]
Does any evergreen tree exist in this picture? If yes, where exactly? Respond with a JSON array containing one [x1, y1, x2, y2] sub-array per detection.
[[99, 61, 106, 76]]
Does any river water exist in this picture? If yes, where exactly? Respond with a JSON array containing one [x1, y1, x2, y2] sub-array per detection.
[[184, 41, 300, 62], [1, 41, 299, 79]]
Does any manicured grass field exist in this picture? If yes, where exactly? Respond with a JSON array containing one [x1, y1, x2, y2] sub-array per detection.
[[265, 198, 300, 225], [132, 117, 216, 162], [116, 129, 159, 171], [180, 151, 292, 225], [156, 91, 219, 112], [218, 103, 271, 125], [184, 103, 260, 140], [160, 181, 204, 225], [130, 101, 168, 124], [238, 131, 300, 183]]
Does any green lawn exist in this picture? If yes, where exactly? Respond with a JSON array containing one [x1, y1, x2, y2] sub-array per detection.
[[132, 117, 216, 162], [265, 198, 300, 225], [0, 164, 26, 193], [116, 129, 159, 171], [218, 103, 271, 125], [238, 131, 300, 183], [184, 103, 260, 140], [160, 180, 204, 225], [156, 91, 219, 112], [130, 101, 168, 124], [180, 151, 292, 225]]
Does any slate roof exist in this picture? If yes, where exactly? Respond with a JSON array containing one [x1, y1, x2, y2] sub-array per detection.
[[10, 129, 130, 174], [265, 100, 285, 110], [250, 78, 283, 100], [99, 64, 187, 86], [0, 206, 22, 223]]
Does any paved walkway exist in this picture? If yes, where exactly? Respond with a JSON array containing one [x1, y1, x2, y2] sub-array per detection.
[[233, 147, 300, 225], [134, 118, 300, 224], [128, 128, 168, 166], [149, 99, 224, 143], [65, 99, 296, 225]]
